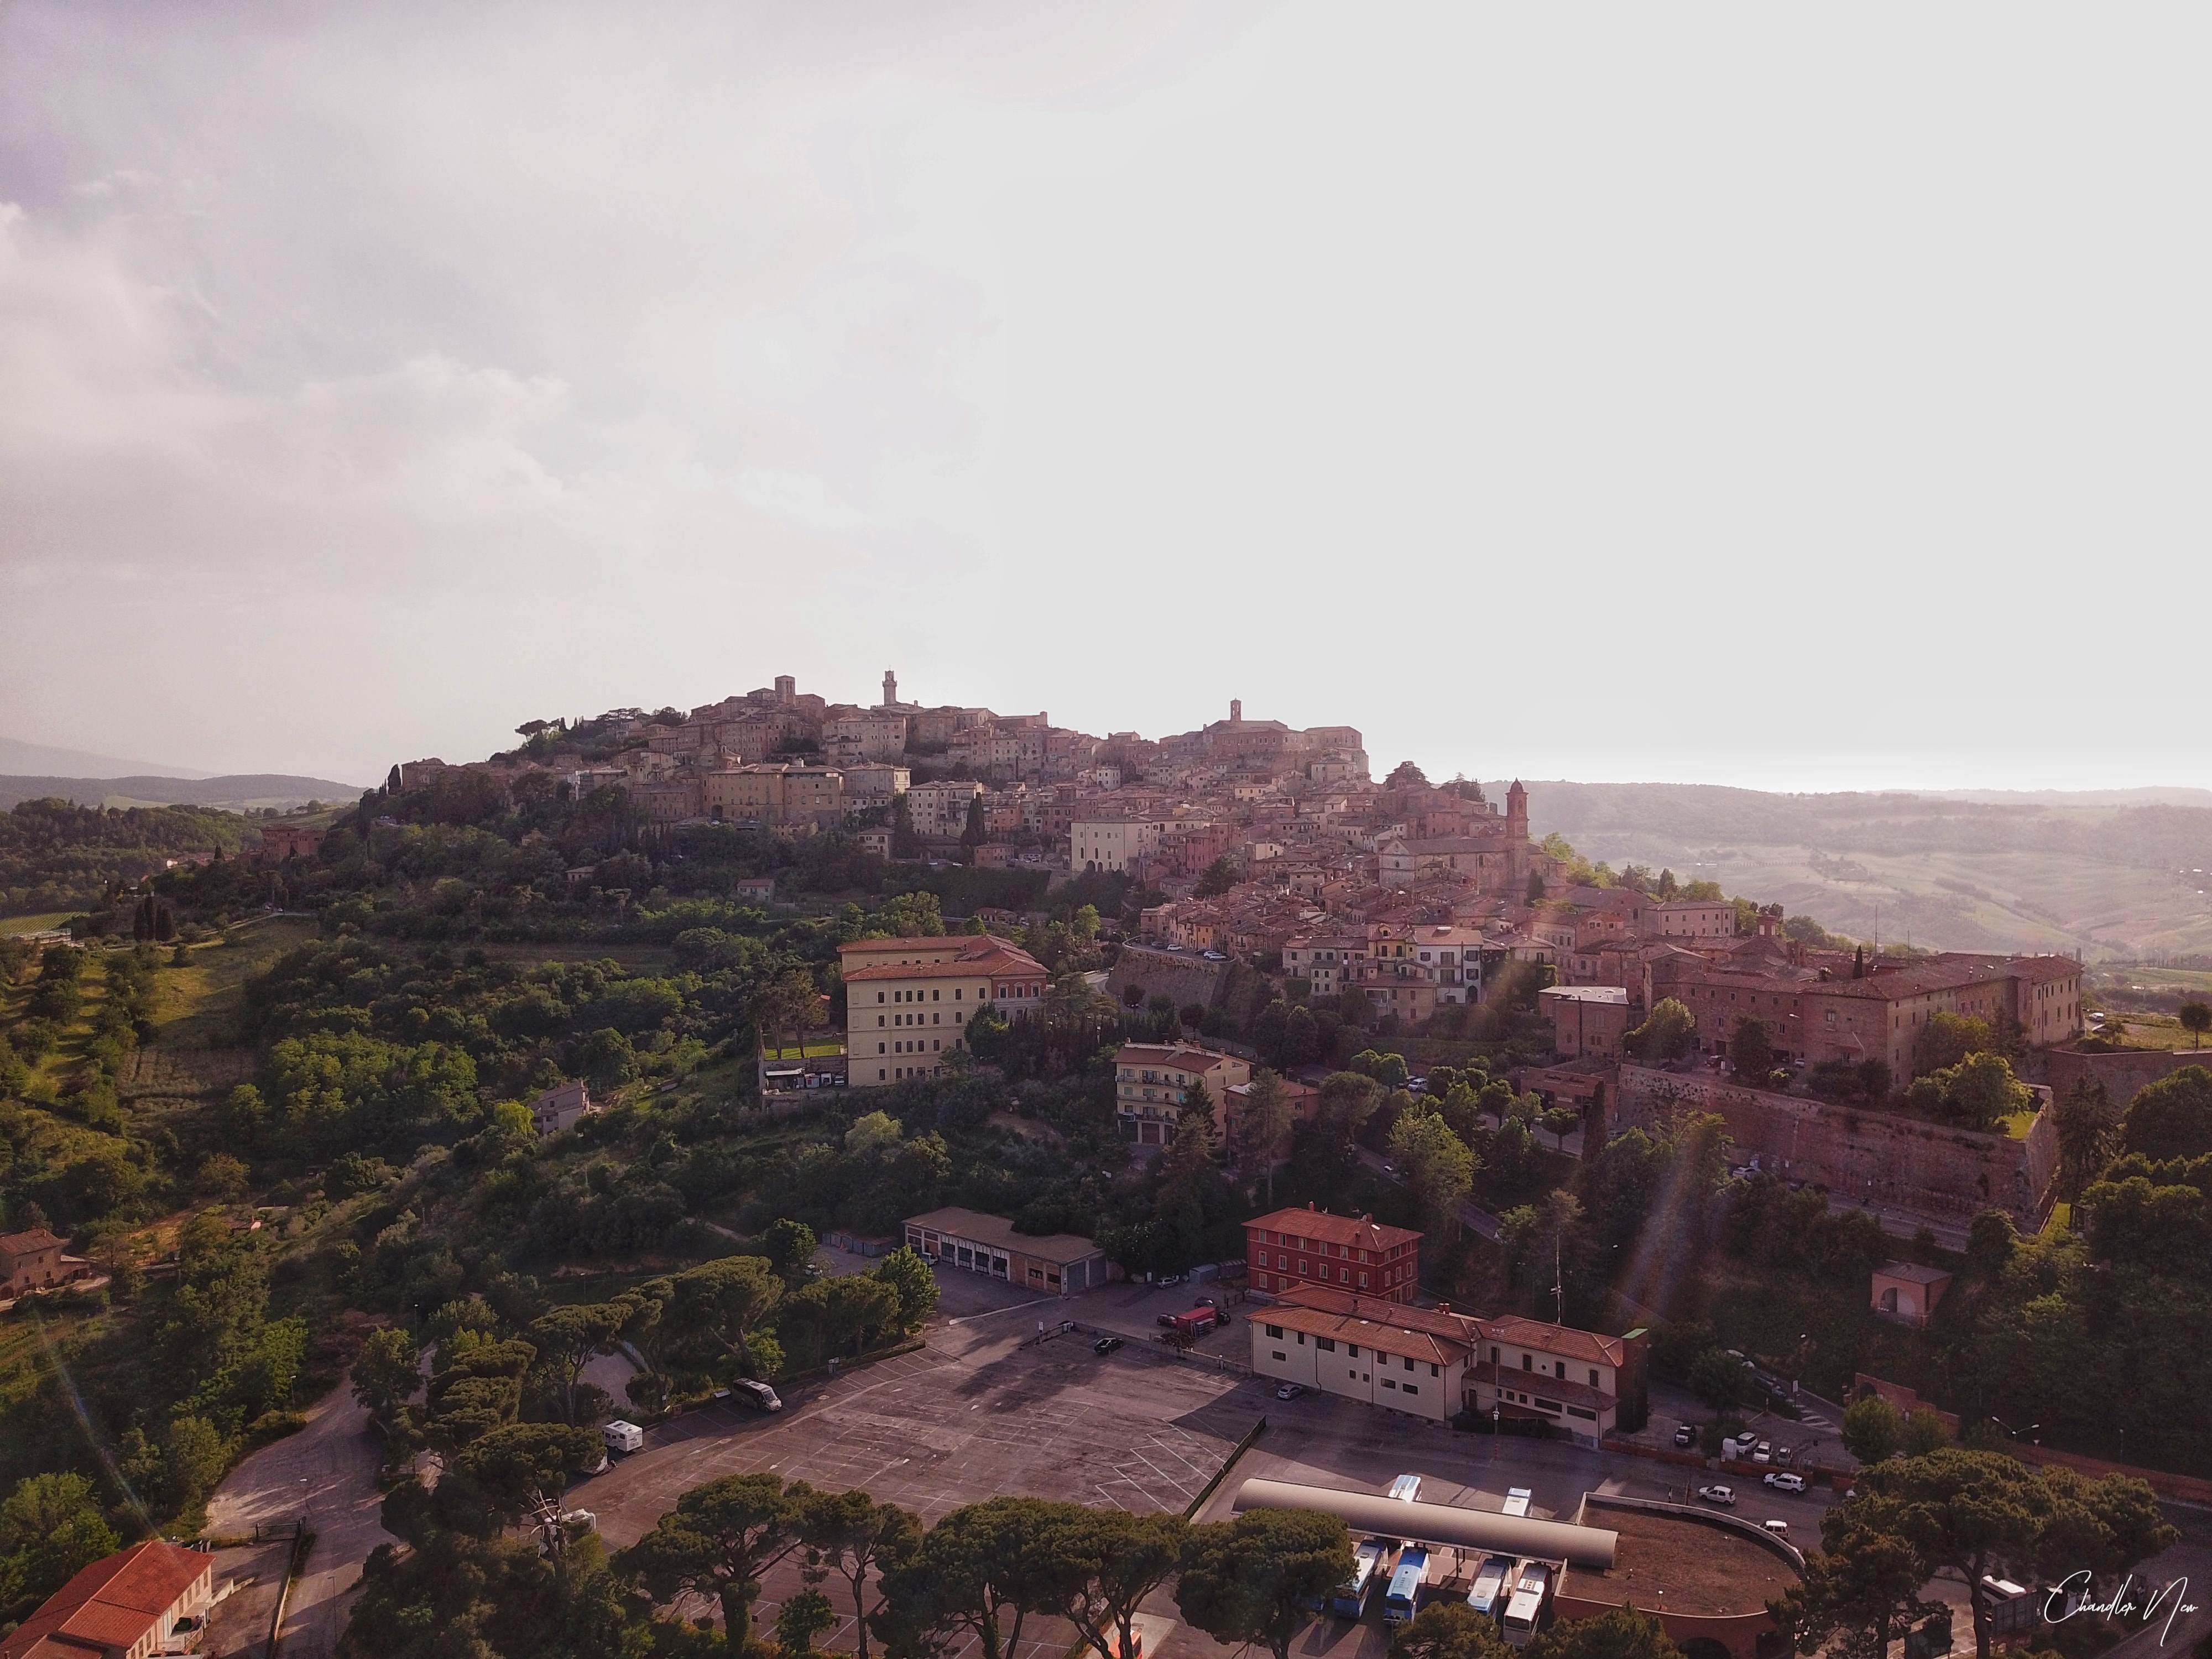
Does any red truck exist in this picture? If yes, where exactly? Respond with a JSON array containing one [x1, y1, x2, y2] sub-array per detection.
[[1156, 1306, 1230, 1337]]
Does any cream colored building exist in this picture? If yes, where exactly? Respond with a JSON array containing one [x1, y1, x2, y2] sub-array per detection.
[[828, 712, 909, 761], [702, 763, 845, 828], [905, 779, 986, 839], [839, 762, 911, 805], [1072, 815, 1162, 874], [1250, 1286, 1473, 1423], [1111, 1042, 1252, 1146], [1652, 900, 1736, 940], [838, 934, 1049, 1086]]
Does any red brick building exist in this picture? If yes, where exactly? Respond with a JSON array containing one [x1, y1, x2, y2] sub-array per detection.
[[255, 823, 327, 862], [1245, 1204, 1421, 1305]]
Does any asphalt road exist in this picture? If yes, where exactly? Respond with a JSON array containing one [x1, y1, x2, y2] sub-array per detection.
[[205, 1385, 388, 1659]]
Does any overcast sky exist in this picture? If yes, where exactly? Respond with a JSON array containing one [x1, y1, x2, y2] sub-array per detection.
[[2, 4, 2205, 791]]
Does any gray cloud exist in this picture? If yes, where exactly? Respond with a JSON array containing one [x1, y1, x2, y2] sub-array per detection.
[[1, 2, 2205, 787]]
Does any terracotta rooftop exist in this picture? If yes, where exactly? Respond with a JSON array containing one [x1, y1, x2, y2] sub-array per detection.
[[1273, 1282, 1475, 1341], [0, 1540, 211, 1659], [0, 1228, 64, 1257], [1478, 1312, 1630, 1368], [837, 936, 1047, 982], [1875, 1260, 1955, 1286], [1248, 1206, 1422, 1252], [1264, 1300, 1473, 1368], [1804, 959, 2017, 999], [1114, 1045, 1244, 1073], [842, 947, 1046, 983]]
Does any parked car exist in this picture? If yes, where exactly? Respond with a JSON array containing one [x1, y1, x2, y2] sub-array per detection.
[[729, 1378, 784, 1413], [602, 1421, 645, 1455], [1752, 1442, 1772, 1464], [1094, 1335, 1124, 1355], [1763, 1472, 1808, 1493], [1697, 1485, 1736, 1507], [1275, 1383, 1305, 1400], [1775, 1446, 1794, 1465], [1673, 1425, 1698, 1448]]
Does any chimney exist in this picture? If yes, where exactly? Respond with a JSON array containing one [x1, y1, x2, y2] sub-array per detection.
[[1360, 1213, 1373, 1224], [1307, 1201, 1316, 1211]]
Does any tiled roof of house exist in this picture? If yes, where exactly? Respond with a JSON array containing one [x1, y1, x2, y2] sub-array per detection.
[[0, 1541, 210, 1659], [1114, 1045, 1244, 1073], [1875, 1261, 1954, 1286], [842, 945, 1046, 983], [838, 936, 1047, 981], [1999, 954, 2082, 984], [1478, 1313, 1628, 1368], [1247, 1207, 1422, 1252], [1264, 1300, 1472, 1367], [1803, 960, 2015, 1000], [0, 1228, 64, 1258]]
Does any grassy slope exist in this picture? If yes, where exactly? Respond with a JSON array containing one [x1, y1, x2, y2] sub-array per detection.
[[0, 913, 72, 936], [156, 919, 319, 1047]]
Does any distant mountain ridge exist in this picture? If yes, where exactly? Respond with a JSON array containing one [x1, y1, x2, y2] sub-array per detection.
[[0, 735, 212, 779], [0, 773, 367, 812]]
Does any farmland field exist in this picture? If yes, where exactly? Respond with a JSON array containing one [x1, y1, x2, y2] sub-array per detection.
[[1524, 781, 2212, 958]]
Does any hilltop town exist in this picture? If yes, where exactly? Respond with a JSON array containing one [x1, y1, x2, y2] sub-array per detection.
[[1, 668, 2206, 1659], [384, 671, 2090, 1108]]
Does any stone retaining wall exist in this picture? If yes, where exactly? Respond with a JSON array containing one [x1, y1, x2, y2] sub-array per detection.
[[1616, 1065, 2057, 1228]]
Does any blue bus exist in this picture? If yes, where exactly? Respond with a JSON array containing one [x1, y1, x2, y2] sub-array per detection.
[[1465, 1554, 1513, 1619], [1327, 1539, 1389, 1619], [1382, 1547, 1429, 1624]]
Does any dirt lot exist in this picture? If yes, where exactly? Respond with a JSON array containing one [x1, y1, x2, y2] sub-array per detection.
[[1584, 1504, 1794, 1616]]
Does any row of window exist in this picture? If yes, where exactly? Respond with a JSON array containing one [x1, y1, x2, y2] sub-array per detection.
[[879, 1011, 946, 1026], [1264, 1324, 1441, 1377], [878, 1038, 942, 1055], [1489, 1346, 1601, 1389], [1255, 1234, 1404, 1264], [1492, 1386, 1600, 1423], [1262, 1254, 1406, 1290]]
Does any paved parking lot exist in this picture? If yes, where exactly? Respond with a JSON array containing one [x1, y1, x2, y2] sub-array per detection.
[[583, 1339, 1255, 1550], [565, 1267, 1264, 1654], [571, 1264, 1842, 1657]]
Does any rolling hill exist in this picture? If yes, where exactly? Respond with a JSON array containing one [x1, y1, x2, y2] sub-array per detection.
[[1507, 781, 2212, 961], [0, 773, 366, 812]]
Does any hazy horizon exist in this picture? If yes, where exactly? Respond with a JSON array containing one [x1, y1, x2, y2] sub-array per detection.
[[6, 725, 2211, 808], [5, 3, 2208, 791]]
